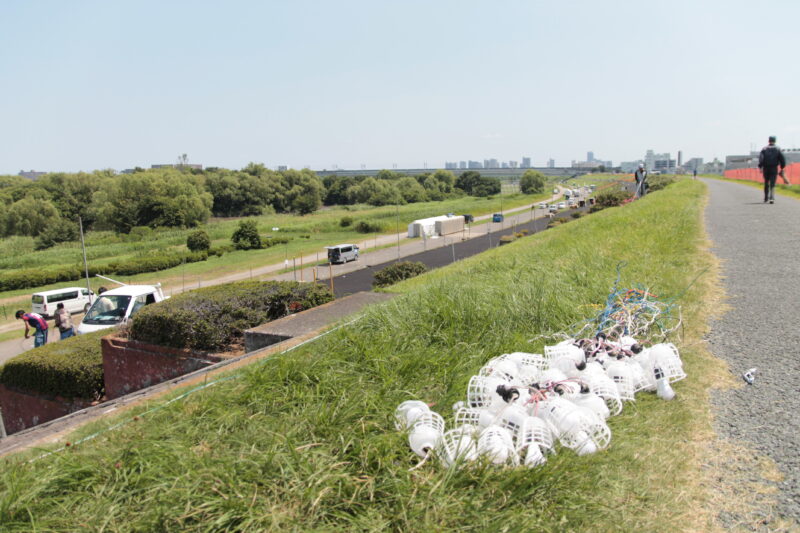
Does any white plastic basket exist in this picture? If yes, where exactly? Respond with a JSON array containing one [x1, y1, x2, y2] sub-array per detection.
[[437, 425, 479, 467], [649, 343, 686, 383], [466, 375, 507, 413], [515, 415, 555, 453], [477, 426, 518, 465], [605, 360, 636, 402]]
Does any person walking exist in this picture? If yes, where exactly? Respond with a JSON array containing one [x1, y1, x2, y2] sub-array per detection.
[[634, 163, 648, 198], [15, 310, 49, 348], [758, 135, 787, 204], [53, 302, 75, 340]]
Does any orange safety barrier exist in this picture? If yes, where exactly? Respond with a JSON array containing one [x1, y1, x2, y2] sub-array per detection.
[[724, 162, 800, 185]]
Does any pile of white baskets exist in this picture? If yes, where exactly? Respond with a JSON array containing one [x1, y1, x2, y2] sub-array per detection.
[[395, 336, 686, 469]]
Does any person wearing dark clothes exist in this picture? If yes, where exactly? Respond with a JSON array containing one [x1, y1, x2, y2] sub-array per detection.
[[15, 309, 49, 347], [758, 135, 786, 204], [634, 163, 648, 198]]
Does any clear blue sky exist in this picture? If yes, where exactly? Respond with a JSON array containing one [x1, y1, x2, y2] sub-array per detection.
[[1, 0, 798, 173]]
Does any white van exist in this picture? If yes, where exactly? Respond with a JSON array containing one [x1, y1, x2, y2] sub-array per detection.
[[77, 284, 166, 335], [31, 287, 94, 318], [325, 244, 359, 264]]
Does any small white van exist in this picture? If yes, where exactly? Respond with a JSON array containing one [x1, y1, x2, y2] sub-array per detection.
[[77, 284, 166, 335], [325, 244, 359, 264], [31, 287, 94, 318]]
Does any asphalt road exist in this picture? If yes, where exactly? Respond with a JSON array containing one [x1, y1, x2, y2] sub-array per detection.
[[330, 205, 587, 297]]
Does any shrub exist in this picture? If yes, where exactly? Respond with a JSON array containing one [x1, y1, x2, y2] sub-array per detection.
[[106, 250, 207, 276], [571, 212, 583, 219], [594, 188, 632, 209], [647, 175, 678, 192], [0, 330, 106, 400], [263, 236, 291, 248], [231, 220, 262, 250], [519, 229, 529, 236], [187, 229, 211, 252], [129, 281, 334, 351], [372, 261, 427, 288], [339, 216, 354, 227], [498, 235, 516, 245], [355, 220, 382, 233], [209, 244, 235, 257]]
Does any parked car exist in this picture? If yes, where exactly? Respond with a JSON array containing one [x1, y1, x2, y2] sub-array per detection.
[[548, 205, 558, 213], [462, 214, 475, 223], [558, 202, 566, 209], [31, 287, 94, 318], [492, 213, 504, 223], [77, 284, 166, 334], [326, 244, 359, 264], [538, 202, 547, 209]]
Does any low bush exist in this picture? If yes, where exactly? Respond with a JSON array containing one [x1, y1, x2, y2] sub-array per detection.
[[106, 250, 207, 276], [129, 281, 334, 351], [187, 230, 211, 252], [208, 244, 235, 257], [263, 236, 291, 248], [373, 261, 427, 287], [0, 330, 106, 400], [571, 212, 583, 219], [647, 175, 678, 192], [231, 220, 262, 250], [594, 188, 633, 209], [355, 220, 383, 233], [499, 235, 516, 245], [339, 216, 354, 227]]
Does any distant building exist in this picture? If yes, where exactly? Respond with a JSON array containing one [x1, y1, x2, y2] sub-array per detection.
[[677, 151, 682, 167], [509, 161, 518, 168], [459, 161, 467, 169], [521, 157, 531, 168], [683, 157, 703, 171], [501, 162, 509, 169], [587, 151, 595, 162], [620, 161, 643, 173], [468, 160, 483, 169], [277, 165, 288, 171], [644, 150, 674, 172], [151, 163, 203, 170], [445, 161, 458, 170], [547, 159, 555, 168], [18, 170, 47, 180]]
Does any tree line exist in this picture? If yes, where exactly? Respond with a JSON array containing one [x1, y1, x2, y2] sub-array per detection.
[[0, 165, 546, 247]]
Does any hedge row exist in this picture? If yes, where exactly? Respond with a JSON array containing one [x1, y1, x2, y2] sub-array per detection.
[[129, 281, 334, 351], [0, 250, 209, 292], [373, 261, 427, 287], [0, 330, 106, 400]]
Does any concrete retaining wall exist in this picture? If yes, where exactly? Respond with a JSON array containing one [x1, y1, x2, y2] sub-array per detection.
[[102, 336, 223, 400]]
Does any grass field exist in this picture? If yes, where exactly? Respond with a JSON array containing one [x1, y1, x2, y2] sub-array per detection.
[[0, 191, 551, 323], [0, 179, 732, 531]]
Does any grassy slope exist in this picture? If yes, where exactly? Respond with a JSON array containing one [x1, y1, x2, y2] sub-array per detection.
[[0, 180, 726, 531]]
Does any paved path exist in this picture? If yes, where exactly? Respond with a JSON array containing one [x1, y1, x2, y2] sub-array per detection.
[[703, 178, 800, 521]]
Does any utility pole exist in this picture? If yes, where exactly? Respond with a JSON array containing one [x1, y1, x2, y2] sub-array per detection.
[[78, 216, 92, 300]]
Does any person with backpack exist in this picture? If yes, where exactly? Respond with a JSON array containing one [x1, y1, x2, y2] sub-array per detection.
[[53, 302, 75, 340], [758, 135, 787, 204], [15, 309, 49, 348]]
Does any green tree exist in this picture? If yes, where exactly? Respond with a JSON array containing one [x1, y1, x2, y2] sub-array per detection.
[[431, 169, 455, 193], [397, 177, 428, 203], [279, 169, 323, 214], [520, 170, 546, 194], [457, 171, 500, 197], [3, 197, 60, 237], [231, 220, 262, 250]]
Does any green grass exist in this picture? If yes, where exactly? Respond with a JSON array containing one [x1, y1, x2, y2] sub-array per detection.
[[0, 180, 723, 531]]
